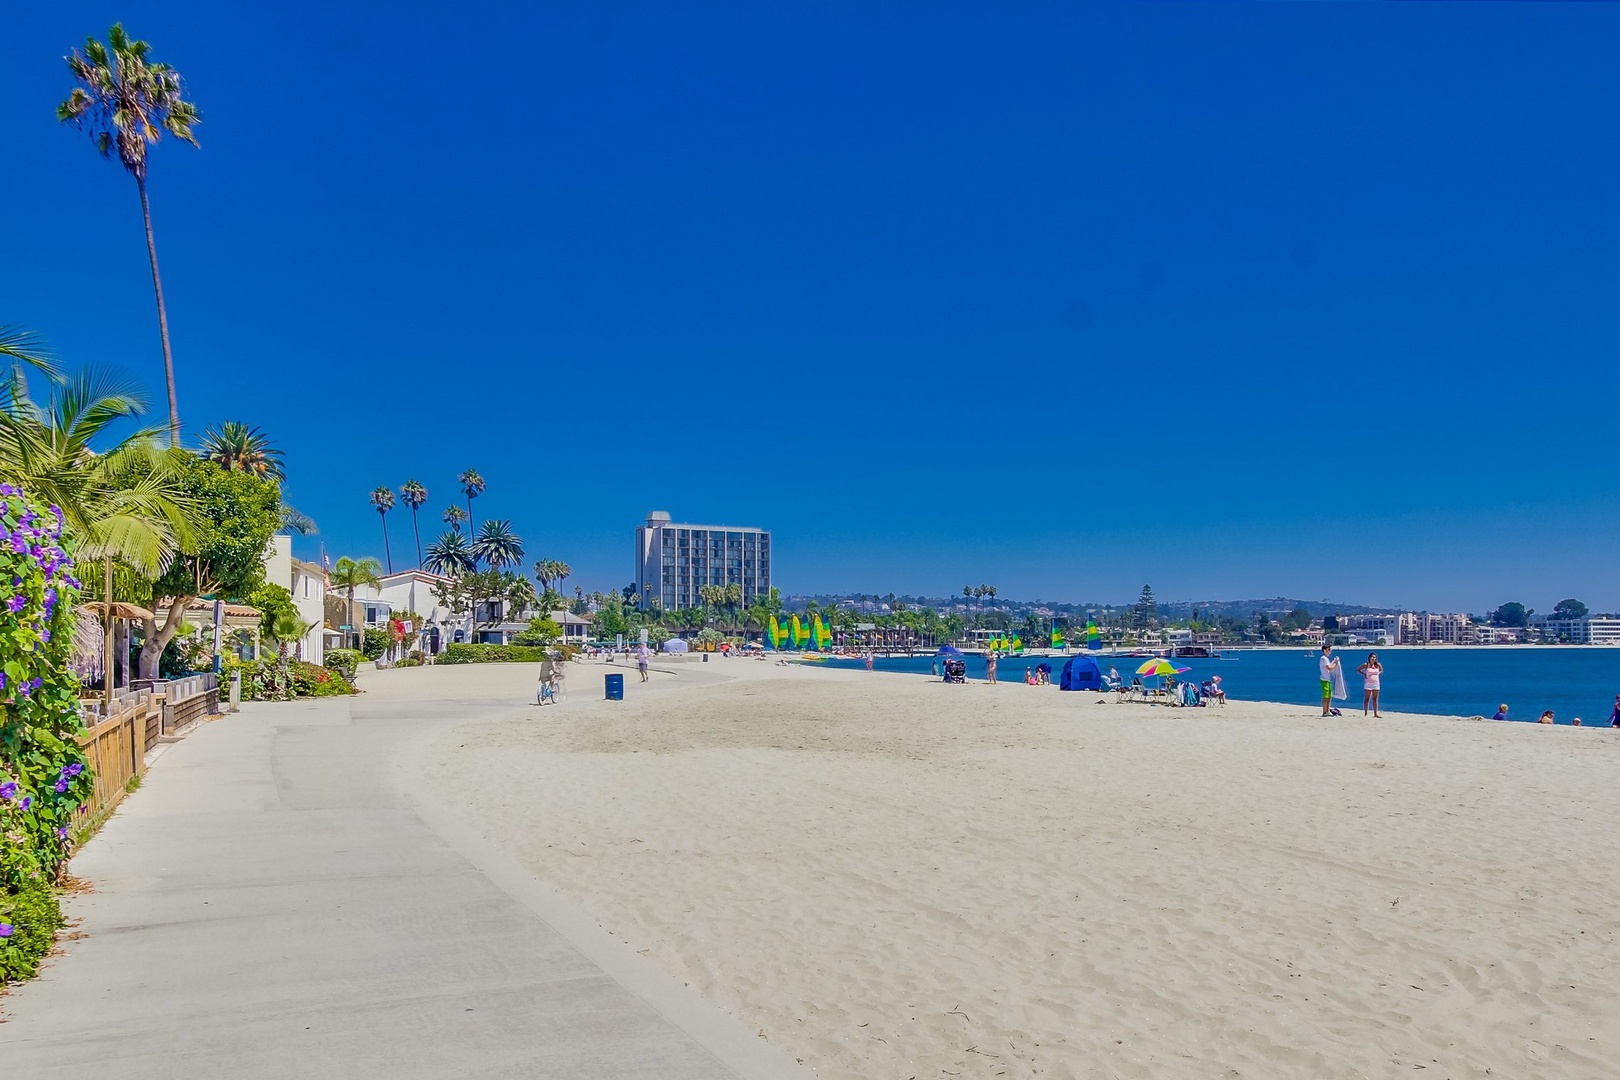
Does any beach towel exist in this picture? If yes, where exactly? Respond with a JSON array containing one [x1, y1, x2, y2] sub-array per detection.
[[1330, 664, 1347, 701]]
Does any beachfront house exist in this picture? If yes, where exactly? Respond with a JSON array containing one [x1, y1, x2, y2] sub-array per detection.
[[350, 569, 463, 655], [263, 535, 328, 664], [550, 610, 591, 644]]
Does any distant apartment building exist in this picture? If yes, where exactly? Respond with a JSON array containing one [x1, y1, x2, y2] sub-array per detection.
[[1474, 625, 1526, 645], [1530, 614, 1620, 645], [634, 511, 772, 613], [1414, 612, 1473, 645], [1339, 613, 1405, 646]]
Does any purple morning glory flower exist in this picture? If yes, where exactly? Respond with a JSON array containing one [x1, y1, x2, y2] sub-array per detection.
[[56, 826, 68, 840], [19, 795, 31, 810], [7, 594, 25, 614], [66, 763, 83, 777], [54, 777, 69, 793], [0, 671, 8, 691], [0, 923, 14, 938], [10, 536, 26, 554], [0, 780, 16, 800]]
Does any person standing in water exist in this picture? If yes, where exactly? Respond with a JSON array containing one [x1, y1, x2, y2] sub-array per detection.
[[1318, 644, 1341, 717], [1357, 652, 1384, 717]]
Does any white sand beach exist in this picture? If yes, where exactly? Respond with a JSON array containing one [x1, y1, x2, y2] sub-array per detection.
[[420, 658, 1620, 1079]]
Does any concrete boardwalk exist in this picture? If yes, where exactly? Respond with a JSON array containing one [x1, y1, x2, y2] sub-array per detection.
[[0, 664, 805, 1079]]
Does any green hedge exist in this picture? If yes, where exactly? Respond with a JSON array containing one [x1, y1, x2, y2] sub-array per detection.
[[438, 643, 550, 665]]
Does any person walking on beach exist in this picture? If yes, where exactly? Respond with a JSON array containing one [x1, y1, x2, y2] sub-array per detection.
[[986, 650, 998, 684], [1318, 644, 1343, 716], [1357, 653, 1384, 717], [636, 643, 651, 682]]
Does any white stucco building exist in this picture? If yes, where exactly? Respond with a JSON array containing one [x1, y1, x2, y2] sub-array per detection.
[[264, 535, 327, 664]]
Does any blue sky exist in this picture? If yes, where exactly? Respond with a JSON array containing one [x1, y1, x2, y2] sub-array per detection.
[[4, 3, 1617, 613]]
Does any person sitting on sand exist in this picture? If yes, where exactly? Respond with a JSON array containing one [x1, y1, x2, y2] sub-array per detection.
[[1573, 717, 1583, 726], [1493, 704, 1509, 721], [1024, 667, 1036, 685], [1539, 710, 1555, 724], [1610, 695, 1620, 728]]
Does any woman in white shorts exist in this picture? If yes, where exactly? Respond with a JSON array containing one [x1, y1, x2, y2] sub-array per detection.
[[1357, 652, 1383, 717]]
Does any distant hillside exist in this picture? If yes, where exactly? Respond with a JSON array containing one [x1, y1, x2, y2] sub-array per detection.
[[786, 593, 1397, 620]]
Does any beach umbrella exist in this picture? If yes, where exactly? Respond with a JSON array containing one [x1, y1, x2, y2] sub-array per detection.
[[936, 645, 963, 656], [1135, 658, 1190, 677]]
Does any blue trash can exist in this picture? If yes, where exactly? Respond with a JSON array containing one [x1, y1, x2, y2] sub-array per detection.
[[604, 673, 624, 701]]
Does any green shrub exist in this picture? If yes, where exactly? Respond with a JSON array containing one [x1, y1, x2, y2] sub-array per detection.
[[290, 660, 356, 697], [361, 627, 390, 660], [511, 616, 562, 648], [438, 643, 550, 664], [0, 878, 63, 984], [324, 649, 361, 681]]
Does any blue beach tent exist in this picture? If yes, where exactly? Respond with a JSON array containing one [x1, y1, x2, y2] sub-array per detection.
[[1059, 654, 1102, 691]]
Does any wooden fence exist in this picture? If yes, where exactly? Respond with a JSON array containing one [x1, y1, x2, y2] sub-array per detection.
[[161, 673, 220, 735], [73, 673, 222, 834]]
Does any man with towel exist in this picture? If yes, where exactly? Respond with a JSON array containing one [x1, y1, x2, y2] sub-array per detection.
[[1319, 644, 1346, 716]]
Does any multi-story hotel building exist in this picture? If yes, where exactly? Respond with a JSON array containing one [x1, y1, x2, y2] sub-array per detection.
[[634, 511, 772, 613]]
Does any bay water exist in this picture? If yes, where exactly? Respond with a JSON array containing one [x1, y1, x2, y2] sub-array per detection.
[[816, 647, 1620, 726]]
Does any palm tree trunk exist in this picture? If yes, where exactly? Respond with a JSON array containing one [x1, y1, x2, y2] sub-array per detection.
[[411, 509, 422, 568], [137, 176, 181, 447], [465, 496, 476, 540], [379, 512, 393, 573]]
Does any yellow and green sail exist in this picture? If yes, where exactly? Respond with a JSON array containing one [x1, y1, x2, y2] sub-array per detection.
[[1086, 619, 1101, 650], [812, 613, 831, 650]]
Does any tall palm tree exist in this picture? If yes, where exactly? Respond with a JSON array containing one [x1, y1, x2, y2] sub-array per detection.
[[328, 556, 383, 650], [58, 24, 199, 447], [424, 530, 475, 576], [443, 504, 467, 533], [399, 479, 428, 568], [369, 486, 396, 573], [471, 519, 523, 572], [198, 421, 285, 479], [457, 468, 484, 534]]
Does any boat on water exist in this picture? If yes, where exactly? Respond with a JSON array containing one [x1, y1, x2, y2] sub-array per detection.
[[1172, 645, 1239, 660]]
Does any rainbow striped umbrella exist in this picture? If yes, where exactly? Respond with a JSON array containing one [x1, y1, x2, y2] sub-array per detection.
[[1135, 658, 1190, 677]]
